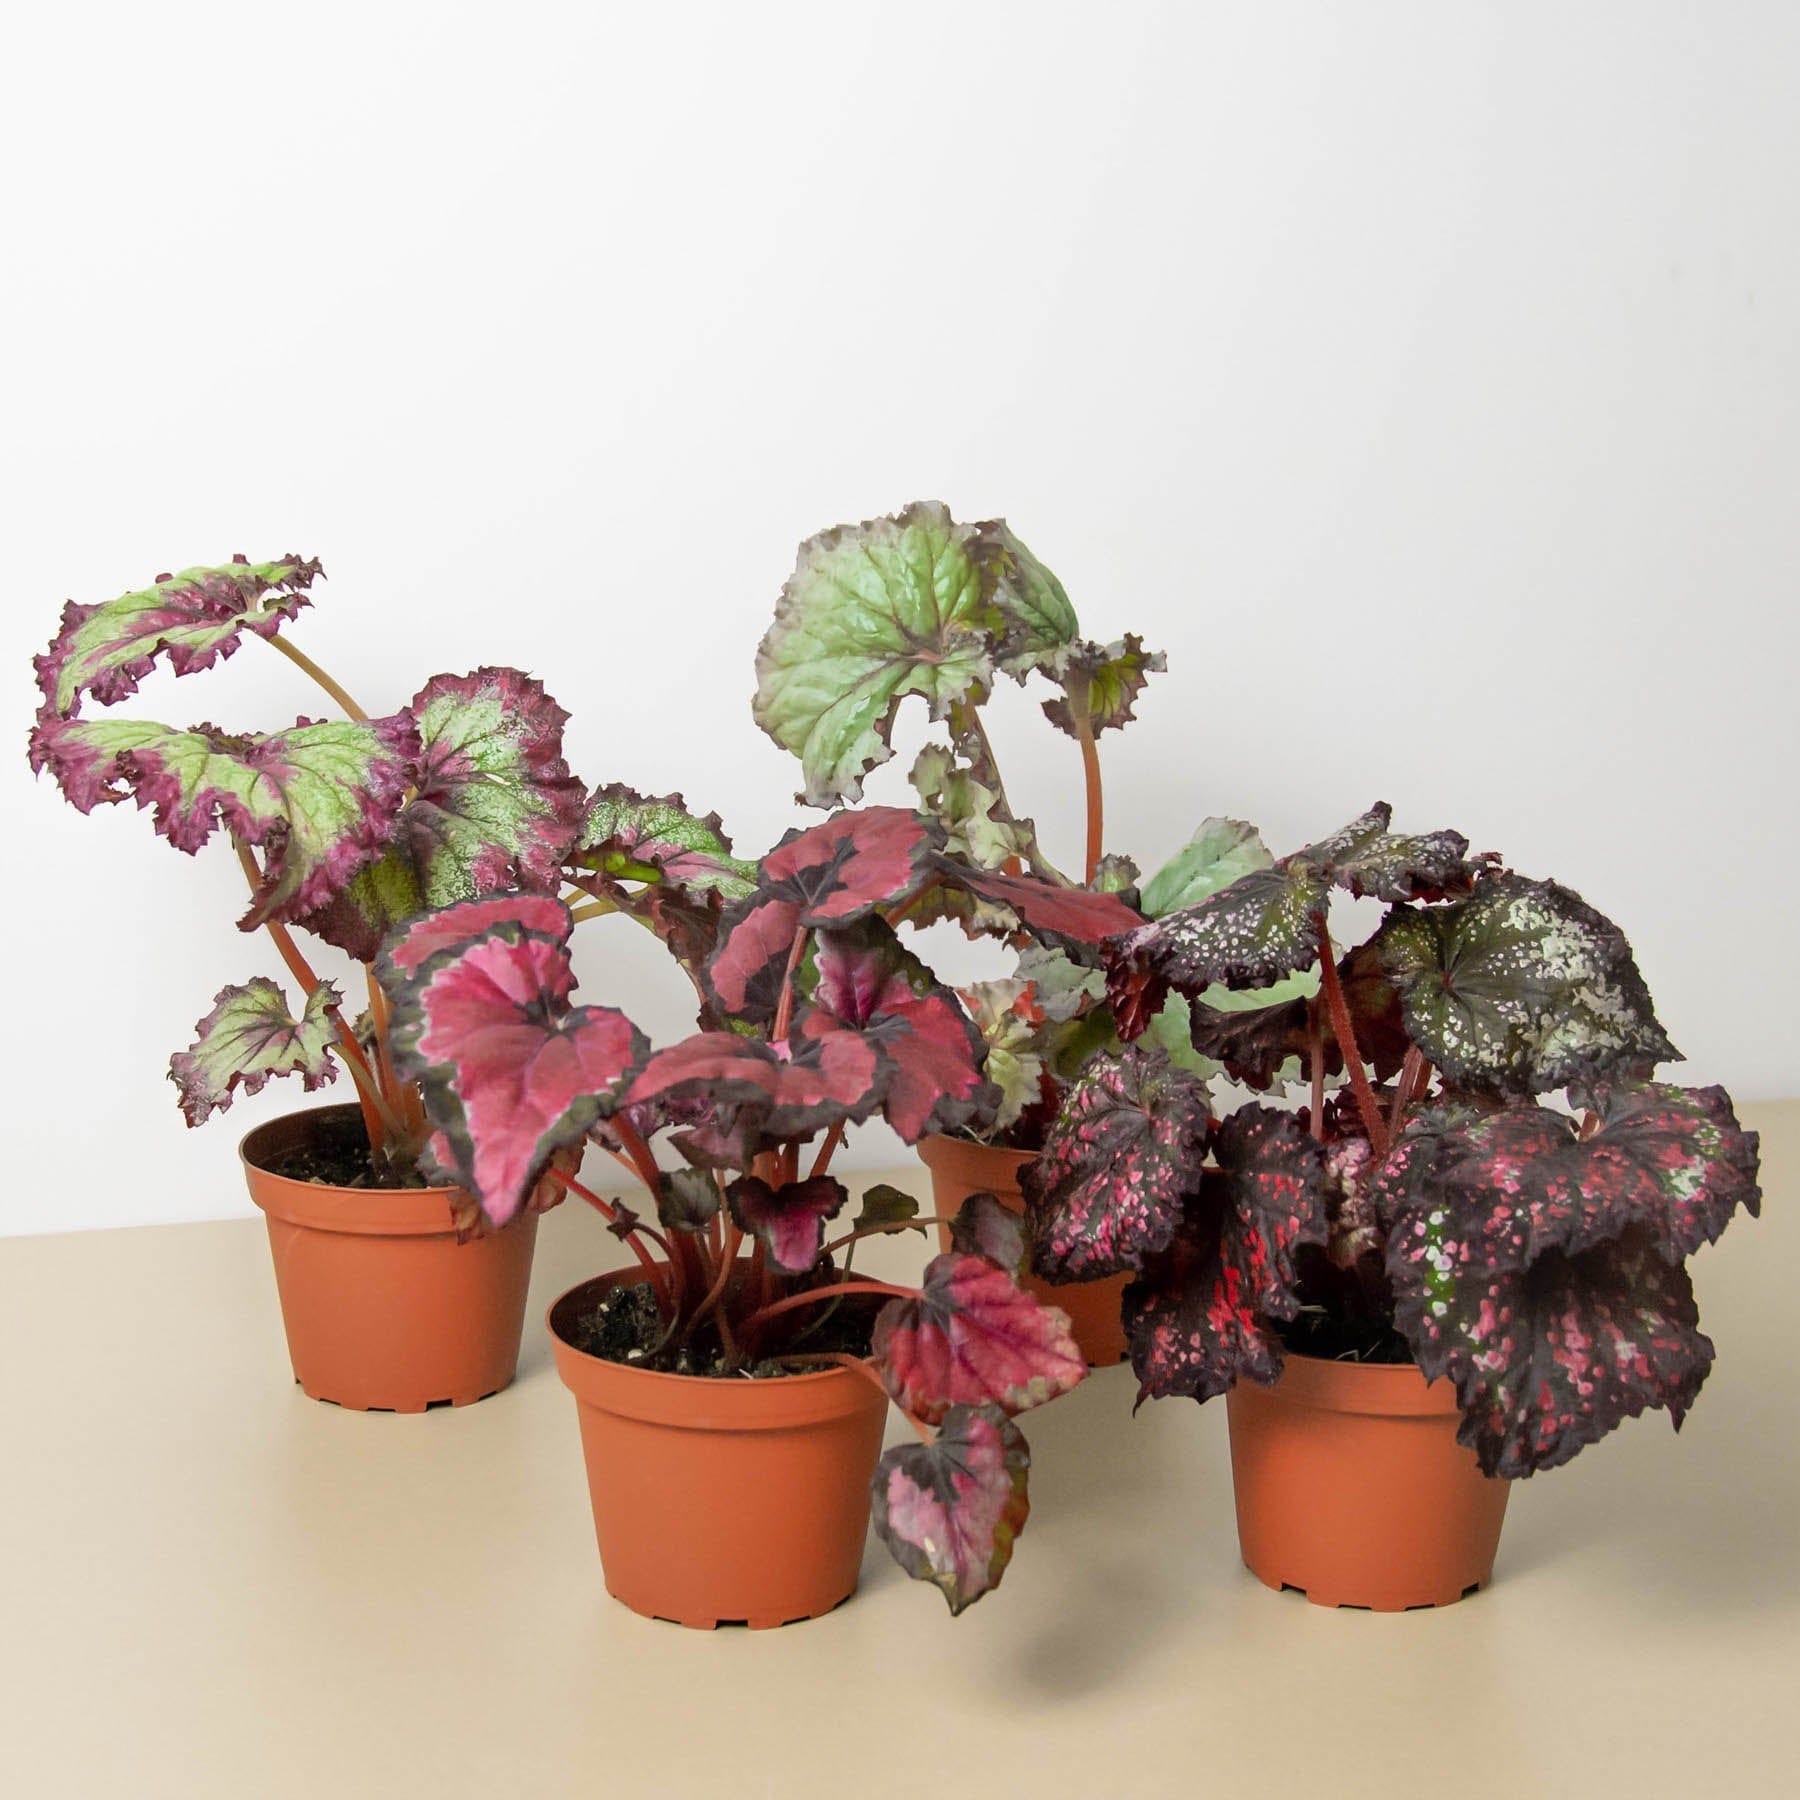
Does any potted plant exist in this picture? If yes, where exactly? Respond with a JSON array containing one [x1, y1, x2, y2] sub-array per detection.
[[374, 803, 1115, 1625], [24, 554, 738, 1411], [752, 500, 1183, 1363], [1020, 804, 1762, 1608]]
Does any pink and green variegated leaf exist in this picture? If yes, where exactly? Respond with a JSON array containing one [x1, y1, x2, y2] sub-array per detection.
[[29, 712, 417, 929], [872, 1252, 1084, 1425], [571, 784, 758, 900], [1122, 1105, 1328, 1405], [1428, 1083, 1760, 1271], [870, 1403, 1030, 1615], [1389, 1219, 1714, 1478], [754, 503, 1003, 807], [725, 1174, 848, 1272], [949, 1193, 1029, 1278], [798, 923, 998, 1142], [1021, 1048, 1213, 1282], [34, 555, 322, 721], [168, 976, 340, 1126], [1040, 634, 1166, 738], [383, 912, 649, 1228], [1373, 871, 1679, 1097], [300, 668, 586, 961]]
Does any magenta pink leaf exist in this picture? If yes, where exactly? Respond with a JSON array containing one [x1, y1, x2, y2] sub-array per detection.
[[168, 976, 340, 1126], [939, 864, 1141, 951], [762, 806, 935, 925], [382, 908, 649, 1228], [725, 1174, 849, 1272], [872, 1252, 1084, 1425], [379, 892, 572, 978], [870, 1403, 1031, 1615], [34, 555, 322, 721], [702, 895, 804, 1024], [1022, 1047, 1213, 1281]]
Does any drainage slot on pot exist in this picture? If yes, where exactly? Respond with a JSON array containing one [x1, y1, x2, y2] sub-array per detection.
[[425, 1398, 454, 1411]]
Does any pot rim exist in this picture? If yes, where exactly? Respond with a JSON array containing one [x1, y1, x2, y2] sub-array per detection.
[[1252, 1346, 1462, 1419], [917, 1132, 1035, 1178], [547, 1267, 890, 1428], [239, 1102, 471, 1236]]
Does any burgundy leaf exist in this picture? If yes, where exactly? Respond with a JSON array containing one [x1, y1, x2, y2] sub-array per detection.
[[797, 923, 997, 1142], [872, 1252, 1084, 1424], [380, 892, 572, 978], [1122, 1105, 1328, 1405], [870, 1403, 1031, 1615], [1389, 1219, 1715, 1478], [34, 555, 322, 721], [725, 1175, 849, 1272], [383, 914, 649, 1228], [657, 1167, 722, 1233], [949, 1193, 1029, 1278], [761, 806, 935, 925], [940, 863, 1141, 952], [1022, 1048, 1213, 1281], [702, 895, 804, 1025]]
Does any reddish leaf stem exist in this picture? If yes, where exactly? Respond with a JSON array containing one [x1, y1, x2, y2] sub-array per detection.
[[1314, 916, 1389, 1155], [546, 1168, 672, 1313], [1074, 712, 1103, 885], [771, 925, 809, 1045], [606, 1113, 663, 1193], [1389, 1045, 1428, 1136], [1307, 1000, 1326, 1141], [808, 1120, 846, 1181], [740, 1278, 918, 1338], [819, 1216, 948, 1259]]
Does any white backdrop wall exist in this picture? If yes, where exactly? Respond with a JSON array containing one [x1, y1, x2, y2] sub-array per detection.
[[5, 2, 1796, 1234]]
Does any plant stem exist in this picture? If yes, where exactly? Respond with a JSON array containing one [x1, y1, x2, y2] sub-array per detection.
[[808, 1120, 845, 1181], [947, 699, 1074, 888], [1073, 711, 1104, 885], [771, 925, 809, 1044], [1389, 1046, 1427, 1136], [819, 1216, 950, 1259], [234, 840, 397, 1149], [607, 1113, 663, 1193], [740, 1278, 917, 1338], [268, 635, 370, 722], [546, 1167, 673, 1313], [1308, 1000, 1326, 1141], [1313, 916, 1389, 1154]]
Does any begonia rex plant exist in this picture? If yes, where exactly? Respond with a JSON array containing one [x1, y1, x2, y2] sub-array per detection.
[[1022, 804, 1763, 1478], [25, 555, 756, 1215], [752, 501, 1178, 1145], [375, 803, 1142, 1609]]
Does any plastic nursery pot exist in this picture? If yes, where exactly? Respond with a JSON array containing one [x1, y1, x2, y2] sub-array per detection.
[[1225, 1351, 1511, 1611], [240, 1104, 539, 1413], [917, 1133, 1127, 1367], [548, 1266, 889, 1630]]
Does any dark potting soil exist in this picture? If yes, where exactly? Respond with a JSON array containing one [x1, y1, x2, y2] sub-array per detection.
[[560, 1277, 882, 1380], [1280, 1307, 1414, 1366], [256, 1114, 429, 1189]]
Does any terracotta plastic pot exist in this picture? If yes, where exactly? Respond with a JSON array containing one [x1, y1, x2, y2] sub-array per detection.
[[548, 1266, 889, 1629], [917, 1133, 1127, 1366], [241, 1105, 539, 1413], [1226, 1351, 1511, 1610]]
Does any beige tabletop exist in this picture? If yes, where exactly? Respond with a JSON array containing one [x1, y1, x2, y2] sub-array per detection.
[[3, 1102, 1795, 1800]]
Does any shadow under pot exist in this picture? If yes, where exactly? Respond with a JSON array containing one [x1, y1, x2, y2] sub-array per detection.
[[1226, 1351, 1511, 1611], [548, 1265, 889, 1630], [240, 1104, 539, 1413], [917, 1133, 1127, 1367]]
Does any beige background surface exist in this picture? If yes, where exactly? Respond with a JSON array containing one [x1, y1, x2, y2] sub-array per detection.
[[3, 1102, 1794, 1799]]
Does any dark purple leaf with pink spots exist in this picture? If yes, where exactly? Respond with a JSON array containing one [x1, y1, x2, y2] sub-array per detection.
[[381, 902, 649, 1228], [1122, 1105, 1328, 1405], [872, 1252, 1084, 1425], [1426, 1083, 1760, 1271], [1021, 1048, 1213, 1281], [1389, 1220, 1714, 1478], [725, 1174, 849, 1272], [1113, 804, 1475, 995], [870, 1403, 1031, 1615], [34, 555, 322, 721]]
